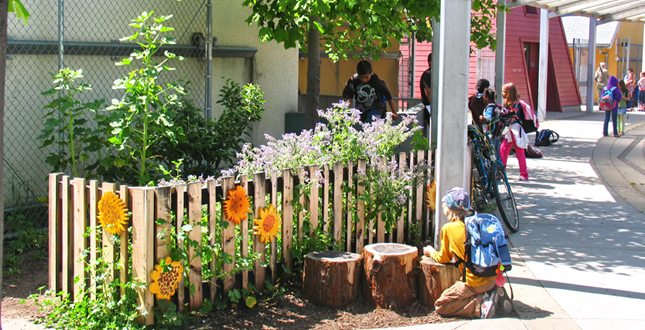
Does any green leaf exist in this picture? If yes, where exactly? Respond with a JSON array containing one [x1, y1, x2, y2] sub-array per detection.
[[8, 0, 30, 25], [245, 296, 257, 308]]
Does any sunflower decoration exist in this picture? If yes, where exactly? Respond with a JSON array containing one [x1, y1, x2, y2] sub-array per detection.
[[426, 181, 437, 212], [149, 257, 183, 300], [253, 204, 282, 244], [97, 191, 129, 235], [223, 186, 252, 225]]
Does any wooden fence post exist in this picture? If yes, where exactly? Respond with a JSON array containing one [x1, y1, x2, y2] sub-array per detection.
[[48, 173, 63, 296], [119, 185, 130, 296], [281, 169, 294, 280], [322, 164, 330, 232], [207, 178, 220, 302], [131, 187, 155, 326], [101, 183, 118, 285], [355, 160, 366, 253], [240, 176, 249, 290], [187, 181, 203, 310], [88, 180, 99, 299], [175, 184, 186, 312], [220, 177, 236, 293], [154, 185, 171, 306], [253, 172, 266, 291], [73, 177, 88, 301], [307, 166, 319, 234], [416, 150, 425, 240], [397, 153, 407, 244], [270, 171, 279, 283], [332, 161, 343, 245], [345, 160, 353, 252], [407, 152, 415, 243], [61, 176, 72, 296], [296, 168, 305, 242]]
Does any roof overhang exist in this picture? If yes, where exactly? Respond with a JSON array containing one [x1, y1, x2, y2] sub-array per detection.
[[507, 0, 645, 24]]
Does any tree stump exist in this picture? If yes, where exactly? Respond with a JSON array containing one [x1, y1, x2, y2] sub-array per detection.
[[418, 256, 462, 307], [363, 243, 418, 309], [303, 251, 363, 308]]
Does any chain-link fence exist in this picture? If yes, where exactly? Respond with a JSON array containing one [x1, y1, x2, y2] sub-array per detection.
[[5, 0, 210, 232]]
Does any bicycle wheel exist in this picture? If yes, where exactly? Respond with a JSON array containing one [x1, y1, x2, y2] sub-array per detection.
[[492, 165, 520, 232], [470, 151, 490, 211]]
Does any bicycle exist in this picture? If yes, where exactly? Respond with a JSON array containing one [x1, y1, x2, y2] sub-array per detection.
[[468, 124, 520, 233]]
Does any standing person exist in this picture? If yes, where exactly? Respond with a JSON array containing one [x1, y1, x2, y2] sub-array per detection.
[[624, 68, 636, 111], [638, 71, 645, 111], [423, 187, 505, 319], [617, 80, 630, 135], [479, 88, 503, 159], [499, 83, 530, 181], [420, 53, 432, 127], [595, 62, 609, 105], [468, 79, 490, 127], [343, 60, 398, 123], [602, 76, 622, 137]]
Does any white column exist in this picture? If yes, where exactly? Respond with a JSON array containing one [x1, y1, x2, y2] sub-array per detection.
[[434, 0, 471, 248], [538, 9, 549, 121], [431, 18, 440, 149], [642, 25, 645, 73], [495, 6, 507, 104], [586, 18, 597, 112]]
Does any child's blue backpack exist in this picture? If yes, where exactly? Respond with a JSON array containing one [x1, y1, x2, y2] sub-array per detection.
[[600, 87, 616, 111], [462, 213, 512, 278]]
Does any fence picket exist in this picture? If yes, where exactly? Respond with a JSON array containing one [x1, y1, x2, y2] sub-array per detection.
[[88, 180, 99, 299], [48, 173, 63, 296], [333, 161, 343, 245], [296, 168, 305, 242], [187, 181, 203, 310], [416, 150, 425, 239], [119, 185, 130, 297], [397, 153, 407, 243], [240, 175, 249, 289], [131, 187, 155, 326], [73, 178, 88, 300], [270, 171, 279, 283], [207, 178, 220, 302], [155, 186, 172, 263], [61, 176, 72, 296], [281, 169, 294, 279], [407, 152, 415, 243], [253, 172, 267, 291], [220, 177, 236, 293], [356, 160, 366, 253], [345, 160, 353, 252], [100, 183, 117, 285], [175, 184, 186, 312], [322, 164, 330, 232], [308, 166, 319, 234]]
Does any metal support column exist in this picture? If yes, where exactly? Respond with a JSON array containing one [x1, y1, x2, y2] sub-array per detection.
[[494, 6, 506, 105], [204, 0, 213, 119], [586, 18, 597, 112], [58, 0, 64, 70]]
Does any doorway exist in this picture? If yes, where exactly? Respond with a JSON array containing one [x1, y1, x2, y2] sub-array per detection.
[[523, 42, 539, 108]]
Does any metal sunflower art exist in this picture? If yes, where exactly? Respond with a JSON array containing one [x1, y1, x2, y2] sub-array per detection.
[[426, 181, 437, 212], [149, 257, 183, 300], [223, 186, 252, 225], [253, 204, 281, 244], [97, 191, 129, 235]]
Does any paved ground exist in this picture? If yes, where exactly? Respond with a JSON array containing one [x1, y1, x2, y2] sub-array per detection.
[[381, 109, 645, 330]]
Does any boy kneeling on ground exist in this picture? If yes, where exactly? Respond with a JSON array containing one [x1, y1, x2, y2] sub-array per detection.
[[423, 187, 511, 318]]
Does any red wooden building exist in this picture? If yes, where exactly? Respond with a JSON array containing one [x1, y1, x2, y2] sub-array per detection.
[[401, 6, 581, 112]]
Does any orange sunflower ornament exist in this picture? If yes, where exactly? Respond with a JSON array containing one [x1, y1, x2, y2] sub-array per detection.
[[149, 257, 183, 300], [97, 191, 129, 235], [426, 181, 437, 212], [223, 186, 252, 225], [253, 204, 281, 244]]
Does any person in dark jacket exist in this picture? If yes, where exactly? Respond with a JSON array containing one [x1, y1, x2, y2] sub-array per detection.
[[468, 79, 490, 127], [342, 60, 398, 123], [603, 75, 622, 137]]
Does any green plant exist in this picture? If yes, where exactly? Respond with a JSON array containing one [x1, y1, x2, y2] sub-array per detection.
[[27, 227, 144, 329], [153, 79, 264, 177], [105, 11, 186, 186], [3, 213, 47, 274], [38, 68, 104, 177]]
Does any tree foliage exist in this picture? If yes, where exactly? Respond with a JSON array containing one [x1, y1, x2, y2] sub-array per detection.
[[243, 0, 505, 61]]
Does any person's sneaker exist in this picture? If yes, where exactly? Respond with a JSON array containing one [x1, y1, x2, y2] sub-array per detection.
[[480, 290, 498, 319], [519, 176, 528, 181], [496, 286, 515, 315]]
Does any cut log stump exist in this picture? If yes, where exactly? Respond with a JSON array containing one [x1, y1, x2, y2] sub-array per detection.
[[363, 243, 418, 309], [418, 256, 462, 307], [303, 251, 362, 308]]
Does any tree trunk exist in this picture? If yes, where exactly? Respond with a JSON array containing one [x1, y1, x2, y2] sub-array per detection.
[[418, 256, 462, 307], [303, 17, 320, 129], [303, 251, 362, 308], [363, 243, 418, 309], [0, 0, 9, 326]]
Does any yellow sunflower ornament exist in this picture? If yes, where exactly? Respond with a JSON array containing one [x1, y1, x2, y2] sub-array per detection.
[[426, 181, 437, 212], [222, 186, 252, 225], [149, 257, 183, 300], [253, 204, 281, 244], [97, 191, 129, 235]]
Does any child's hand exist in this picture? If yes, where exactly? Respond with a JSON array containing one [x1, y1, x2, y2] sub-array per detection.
[[423, 246, 436, 256]]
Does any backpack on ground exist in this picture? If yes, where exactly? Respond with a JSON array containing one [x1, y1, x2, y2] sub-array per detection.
[[525, 145, 543, 158], [517, 100, 538, 133], [535, 129, 559, 146], [461, 213, 512, 279], [600, 87, 617, 111]]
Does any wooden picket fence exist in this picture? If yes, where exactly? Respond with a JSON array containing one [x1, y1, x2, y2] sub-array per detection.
[[48, 150, 433, 325]]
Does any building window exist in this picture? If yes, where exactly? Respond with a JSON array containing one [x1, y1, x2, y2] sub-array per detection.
[[525, 6, 538, 16]]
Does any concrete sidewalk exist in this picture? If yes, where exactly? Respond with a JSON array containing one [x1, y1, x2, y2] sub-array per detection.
[[379, 109, 645, 330]]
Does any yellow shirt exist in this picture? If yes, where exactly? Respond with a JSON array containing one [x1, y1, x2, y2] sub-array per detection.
[[429, 220, 496, 287]]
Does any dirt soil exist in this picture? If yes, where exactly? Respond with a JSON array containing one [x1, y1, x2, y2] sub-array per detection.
[[2, 253, 461, 330]]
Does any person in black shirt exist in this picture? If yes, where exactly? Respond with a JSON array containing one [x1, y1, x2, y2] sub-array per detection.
[[343, 60, 398, 123], [468, 79, 490, 127], [420, 53, 432, 127]]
